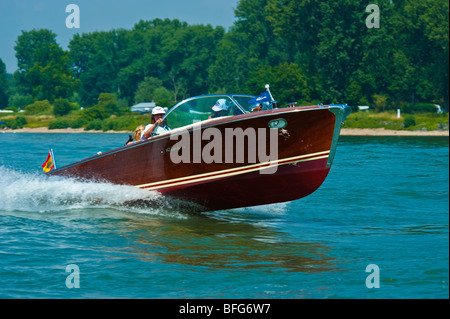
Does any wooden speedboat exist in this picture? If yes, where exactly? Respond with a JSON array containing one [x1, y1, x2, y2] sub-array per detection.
[[47, 93, 351, 211]]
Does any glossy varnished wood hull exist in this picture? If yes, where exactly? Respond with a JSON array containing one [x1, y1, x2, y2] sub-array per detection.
[[48, 105, 348, 211]]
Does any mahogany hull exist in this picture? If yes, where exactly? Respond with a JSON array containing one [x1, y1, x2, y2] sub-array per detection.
[[164, 156, 331, 211], [48, 105, 349, 211]]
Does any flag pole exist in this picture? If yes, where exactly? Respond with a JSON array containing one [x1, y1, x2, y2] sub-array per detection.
[[265, 84, 274, 102], [265, 84, 279, 109], [50, 148, 56, 169]]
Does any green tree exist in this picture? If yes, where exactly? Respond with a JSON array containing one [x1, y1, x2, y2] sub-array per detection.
[[117, 19, 180, 103], [372, 94, 388, 112], [152, 87, 173, 108], [69, 30, 128, 106], [24, 100, 53, 115], [208, 32, 243, 93], [134, 77, 164, 103], [235, 0, 288, 69], [53, 98, 72, 117], [14, 116, 27, 128], [0, 58, 9, 108], [82, 93, 120, 121], [134, 76, 173, 107], [161, 23, 225, 101], [415, 0, 449, 109], [48, 118, 70, 129], [58, 1, 448, 113], [352, 0, 396, 108], [267, 0, 367, 103], [246, 62, 310, 104], [360, 0, 448, 109], [14, 29, 76, 101], [8, 93, 34, 110], [3, 116, 27, 129], [218, 0, 290, 94]]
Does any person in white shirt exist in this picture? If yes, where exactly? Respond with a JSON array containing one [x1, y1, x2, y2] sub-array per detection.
[[141, 106, 170, 140]]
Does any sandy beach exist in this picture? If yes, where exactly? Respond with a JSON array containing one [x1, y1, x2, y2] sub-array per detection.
[[2, 127, 131, 134], [2, 126, 449, 136]]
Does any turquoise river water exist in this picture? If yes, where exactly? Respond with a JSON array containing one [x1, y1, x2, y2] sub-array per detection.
[[0, 132, 448, 299]]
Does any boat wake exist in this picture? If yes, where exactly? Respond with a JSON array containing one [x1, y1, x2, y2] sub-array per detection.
[[0, 166, 185, 216]]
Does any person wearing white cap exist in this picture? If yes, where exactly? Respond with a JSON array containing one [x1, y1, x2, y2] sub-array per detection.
[[208, 99, 230, 119], [141, 106, 170, 140]]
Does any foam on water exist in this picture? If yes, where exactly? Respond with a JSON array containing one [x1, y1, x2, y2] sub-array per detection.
[[0, 166, 181, 216], [240, 202, 288, 215]]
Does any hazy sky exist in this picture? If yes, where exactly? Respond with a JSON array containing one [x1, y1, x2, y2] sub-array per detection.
[[0, 0, 239, 73]]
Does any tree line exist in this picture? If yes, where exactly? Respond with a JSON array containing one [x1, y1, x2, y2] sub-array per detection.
[[0, 0, 448, 115]]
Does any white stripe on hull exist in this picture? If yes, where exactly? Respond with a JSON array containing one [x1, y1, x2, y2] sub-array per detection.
[[136, 150, 330, 191]]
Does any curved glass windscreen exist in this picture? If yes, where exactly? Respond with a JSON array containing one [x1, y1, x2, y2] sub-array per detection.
[[163, 95, 246, 130], [232, 95, 273, 112]]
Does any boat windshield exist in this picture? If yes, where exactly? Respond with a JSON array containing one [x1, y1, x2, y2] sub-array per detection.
[[232, 95, 273, 112], [162, 95, 247, 130]]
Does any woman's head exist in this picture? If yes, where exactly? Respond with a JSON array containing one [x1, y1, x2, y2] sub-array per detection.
[[133, 125, 146, 141]]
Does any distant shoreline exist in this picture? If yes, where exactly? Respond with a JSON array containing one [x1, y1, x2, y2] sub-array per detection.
[[2, 127, 449, 136], [340, 128, 449, 136], [2, 127, 130, 134]]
